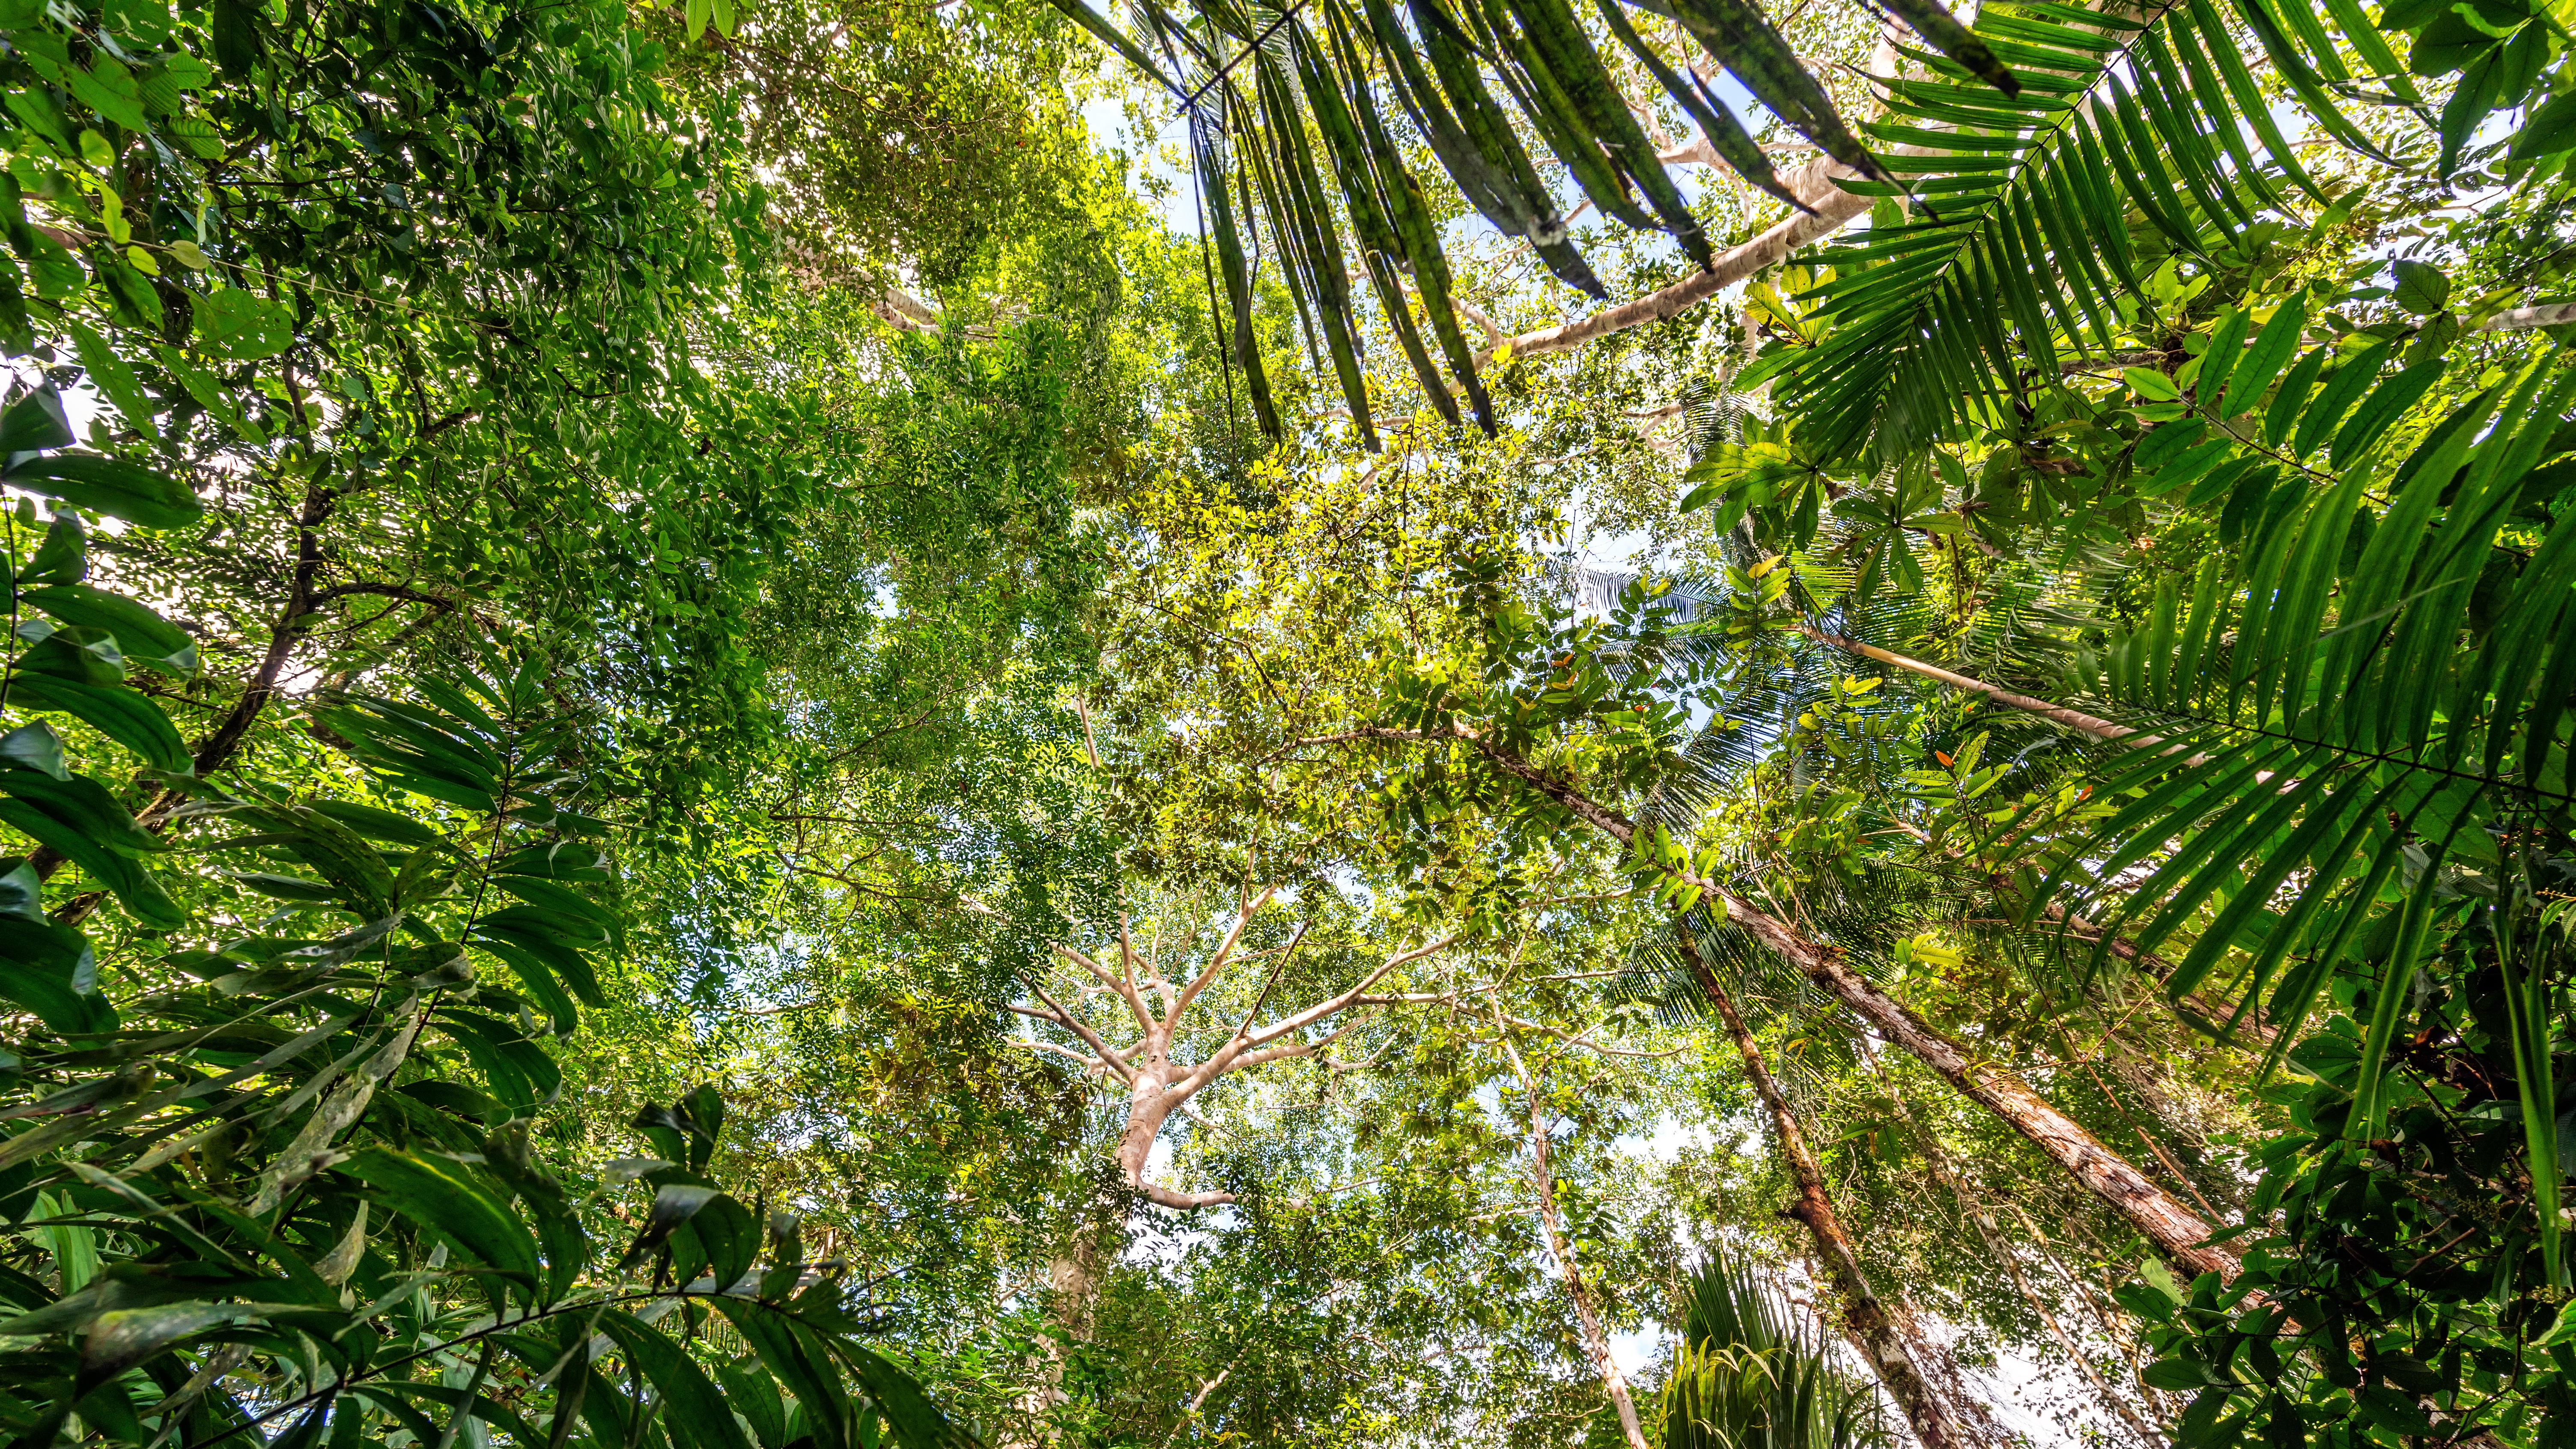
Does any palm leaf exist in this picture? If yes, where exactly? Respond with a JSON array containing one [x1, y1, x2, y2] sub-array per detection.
[[2024, 360, 2576, 1132], [1779, 0, 2364, 463], [1046, 0, 1883, 443]]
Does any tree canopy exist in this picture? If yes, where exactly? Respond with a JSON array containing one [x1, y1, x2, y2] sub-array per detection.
[[2, 0, 2574, 1446]]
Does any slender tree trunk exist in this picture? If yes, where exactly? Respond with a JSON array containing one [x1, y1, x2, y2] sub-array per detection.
[[1863, 1043, 2166, 1448], [35, 480, 337, 897], [1452, 732, 2239, 1281], [1672, 927, 1968, 1449], [1492, 1020, 1652, 1449]]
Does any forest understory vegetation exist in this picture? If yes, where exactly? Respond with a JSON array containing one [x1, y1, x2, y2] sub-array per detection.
[[0, 0, 2573, 1444]]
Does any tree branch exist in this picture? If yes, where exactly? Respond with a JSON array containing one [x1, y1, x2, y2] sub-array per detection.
[[1017, 983, 1135, 1077], [1214, 934, 1456, 1071], [1055, 942, 1157, 1038], [1173, 884, 1279, 1020]]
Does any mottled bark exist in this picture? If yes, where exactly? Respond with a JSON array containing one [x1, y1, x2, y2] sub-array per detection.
[[1866, 1044, 2165, 1447], [1444, 730, 2238, 1281]]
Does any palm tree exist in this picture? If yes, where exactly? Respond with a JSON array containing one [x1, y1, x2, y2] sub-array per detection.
[[1660, 1253, 1890, 1449], [1038, 0, 2454, 457]]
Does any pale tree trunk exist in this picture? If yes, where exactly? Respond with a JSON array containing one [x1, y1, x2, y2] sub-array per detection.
[[1671, 927, 1970, 1449], [1860, 1042, 2166, 1448], [1015, 1193, 1124, 1449], [1491, 1017, 1654, 1449], [1404, 727, 2240, 1282], [1004, 889, 1457, 1431]]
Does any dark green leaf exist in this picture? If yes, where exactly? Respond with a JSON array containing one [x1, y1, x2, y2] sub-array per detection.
[[339, 1148, 541, 1294], [0, 722, 66, 780], [0, 386, 74, 453], [18, 586, 196, 677], [7, 675, 189, 773], [79, 1303, 253, 1393], [0, 454, 201, 528], [0, 914, 110, 1032], [596, 1311, 755, 1449], [17, 513, 86, 586]]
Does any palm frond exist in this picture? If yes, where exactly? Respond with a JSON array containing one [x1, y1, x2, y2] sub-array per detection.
[[1053, 0, 2009, 443], [1662, 1253, 1890, 1449], [1777, 0, 2369, 463], [2017, 359, 2576, 1112]]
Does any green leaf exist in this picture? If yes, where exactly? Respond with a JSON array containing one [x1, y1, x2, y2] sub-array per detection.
[[0, 793, 179, 926], [2141, 1357, 2210, 1390], [2391, 259, 2451, 316], [192, 285, 294, 360], [338, 1148, 541, 1295], [0, 386, 75, 453], [233, 872, 341, 902], [1664, 0, 1878, 178], [715, 1361, 790, 1449], [18, 625, 128, 686], [492, 875, 618, 939], [2511, 87, 2576, 160], [0, 766, 158, 855], [617, 1182, 722, 1271], [672, 1190, 759, 1291], [832, 1342, 979, 1449], [714, 1300, 853, 1449], [0, 913, 112, 1032], [1878, 0, 2018, 94], [79, 1303, 253, 1393], [2332, 361, 2446, 467], [19, 585, 196, 676], [595, 1311, 755, 1449], [2221, 299, 2308, 416], [0, 721, 67, 780], [309, 799, 442, 847], [0, 453, 201, 528], [18, 513, 88, 586], [7, 674, 191, 772], [2124, 366, 2179, 401], [64, 321, 158, 446], [0, 855, 43, 918]]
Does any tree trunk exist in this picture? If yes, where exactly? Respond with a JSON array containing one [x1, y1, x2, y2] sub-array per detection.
[[1673, 926, 1968, 1449], [1014, 1075, 1174, 1447], [1458, 733, 2239, 1282], [1010, 1189, 1126, 1449], [1863, 1043, 2166, 1448], [1720, 901, 2236, 1281], [1493, 1022, 1653, 1449]]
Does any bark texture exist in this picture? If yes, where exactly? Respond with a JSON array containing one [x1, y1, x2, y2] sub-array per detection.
[[1441, 729, 2238, 1280], [1485, 157, 1872, 365], [1868, 1044, 2166, 1447], [1672, 927, 1967, 1449]]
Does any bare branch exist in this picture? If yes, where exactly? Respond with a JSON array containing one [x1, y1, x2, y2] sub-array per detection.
[[1206, 935, 1458, 1084], [1175, 884, 1280, 1020], [1008, 1036, 1124, 1078], [1055, 942, 1157, 1037], [1228, 921, 1310, 1042], [1230, 1018, 1367, 1075], [1019, 982, 1136, 1076], [1134, 1180, 1238, 1209]]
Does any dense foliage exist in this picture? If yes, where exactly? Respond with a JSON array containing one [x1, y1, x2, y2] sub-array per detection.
[[7, 0, 2576, 1444]]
